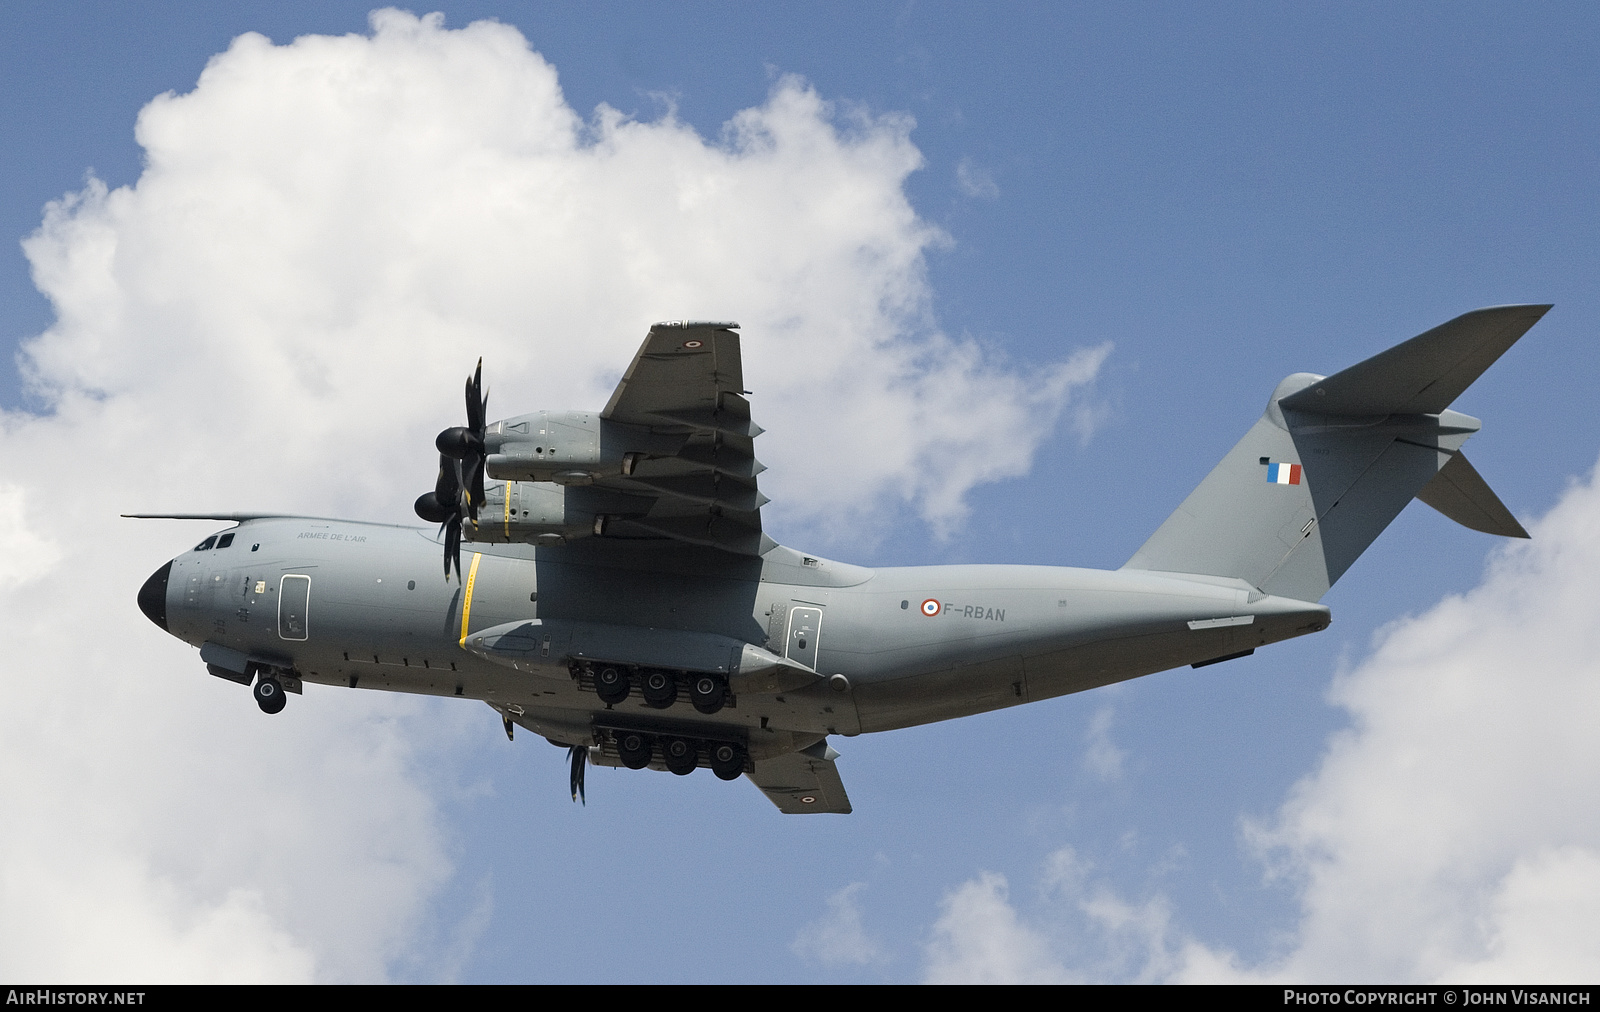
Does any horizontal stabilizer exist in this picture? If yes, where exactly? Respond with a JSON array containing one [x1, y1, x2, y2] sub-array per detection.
[[1279, 304, 1550, 417], [1416, 452, 1530, 539]]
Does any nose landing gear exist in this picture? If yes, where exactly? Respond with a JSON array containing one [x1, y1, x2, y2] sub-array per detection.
[[253, 675, 286, 714]]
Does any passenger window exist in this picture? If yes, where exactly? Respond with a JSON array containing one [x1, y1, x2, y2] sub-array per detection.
[[217, 533, 235, 549], [194, 536, 217, 551]]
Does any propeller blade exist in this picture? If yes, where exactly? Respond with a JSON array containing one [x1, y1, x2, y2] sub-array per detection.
[[468, 458, 486, 521], [434, 453, 459, 501], [568, 745, 587, 805], [421, 359, 489, 581], [415, 454, 462, 524], [466, 358, 486, 432], [444, 517, 462, 580]]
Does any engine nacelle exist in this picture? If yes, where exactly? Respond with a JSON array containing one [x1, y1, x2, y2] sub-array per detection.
[[461, 479, 652, 546], [484, 411, 680, 485]]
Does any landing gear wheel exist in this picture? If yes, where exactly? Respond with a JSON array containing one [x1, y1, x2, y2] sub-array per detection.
[[617, 732, 653, 770], [662, 737, 698, 776], [710, 742, 746, 781], [641, 669, 678, 710], [254, 677, 286, 714], [594, 666, 630, 706], [690, 674, 727, 715]]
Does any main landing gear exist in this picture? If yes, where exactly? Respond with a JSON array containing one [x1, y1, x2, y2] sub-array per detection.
[[605, 731, 747, 780], [641, 669, 678, 709], [583, 664, 728, 715], [546, 732, 748, 806], [689, 675, 726, 715]]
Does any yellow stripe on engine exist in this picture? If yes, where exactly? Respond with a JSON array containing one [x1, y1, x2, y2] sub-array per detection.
[[504, 485, 512, 539], [458, 552, 483, 647]]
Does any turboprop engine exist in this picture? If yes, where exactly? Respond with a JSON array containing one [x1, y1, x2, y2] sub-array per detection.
[[484, 410, 684, 485], [413, 373, 687, 565], [460, 480, 654, 547], [416, 353, 768, 573]]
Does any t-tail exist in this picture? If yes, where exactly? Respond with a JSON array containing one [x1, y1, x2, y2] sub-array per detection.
[[1124, 305, 1549, 603]]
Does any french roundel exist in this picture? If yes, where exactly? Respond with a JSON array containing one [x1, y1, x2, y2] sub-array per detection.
[[682, 340, 703, 349], [921, 599, 941, 617]]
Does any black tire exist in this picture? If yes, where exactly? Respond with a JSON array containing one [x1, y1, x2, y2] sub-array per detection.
[[690, 674, 726, 715], [710, 741, 745, 781], [594, 666, 630, 706], [254, 677, 286, 715], [641, 669, 678, 710], [662, 736, 697, 775], [617, 732, 653, 770]]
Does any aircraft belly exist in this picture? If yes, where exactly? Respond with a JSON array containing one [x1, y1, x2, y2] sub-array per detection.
[[490, 677, 860, 740], [826, 569, 1327, 734], [853, 654, 1027, 733]]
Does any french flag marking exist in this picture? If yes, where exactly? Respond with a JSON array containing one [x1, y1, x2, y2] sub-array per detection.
[[1267, 462, 1302, 485]]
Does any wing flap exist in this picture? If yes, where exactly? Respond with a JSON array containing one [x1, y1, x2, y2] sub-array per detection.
[[622, 471, 769, 512], [620, 513, 770, 555]]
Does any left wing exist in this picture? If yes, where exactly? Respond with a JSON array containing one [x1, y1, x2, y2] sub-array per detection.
[[473, 322, 773, 557], [748, 741, 853, 814], [594, 322, 772, 555]]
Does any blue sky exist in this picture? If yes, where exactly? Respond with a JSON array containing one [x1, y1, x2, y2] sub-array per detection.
[[2, 3, 1597, 983]]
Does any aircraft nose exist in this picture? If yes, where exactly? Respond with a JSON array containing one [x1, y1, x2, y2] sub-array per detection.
[[137, 560, 172, 631]]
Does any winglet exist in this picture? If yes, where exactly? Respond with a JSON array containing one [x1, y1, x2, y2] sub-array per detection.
[[1280, 304, 1551, 417]]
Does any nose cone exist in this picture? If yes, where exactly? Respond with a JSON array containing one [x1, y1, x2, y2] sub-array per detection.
[[137, 561, 172, 631]]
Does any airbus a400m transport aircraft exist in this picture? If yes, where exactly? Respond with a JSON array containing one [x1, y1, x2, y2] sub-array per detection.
[[133, 305, 1547, 813]]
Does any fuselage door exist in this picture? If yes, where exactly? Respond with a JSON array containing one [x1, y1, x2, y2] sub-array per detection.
[[785, 605, 823, 669], [278, 574, 311, 641]]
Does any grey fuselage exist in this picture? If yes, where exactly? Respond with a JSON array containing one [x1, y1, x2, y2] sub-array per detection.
[[146, 516, 1329, 760]]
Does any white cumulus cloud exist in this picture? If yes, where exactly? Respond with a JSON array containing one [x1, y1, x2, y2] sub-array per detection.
[[0, 10, 1103, 980], [924, 871, 1076, 984], [1238, 456, 1600, 983], [1082, 705, 1127, 781], [917, 458, 1600, 983], [955, 157, 999, 201], [792, 882, 888, 967]]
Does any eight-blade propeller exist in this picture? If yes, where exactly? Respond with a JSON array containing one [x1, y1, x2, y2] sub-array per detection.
[[413, 358, 488, 580]]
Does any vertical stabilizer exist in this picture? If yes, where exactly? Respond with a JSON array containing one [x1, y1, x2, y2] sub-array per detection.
[[1124, 305, 1547, 601]]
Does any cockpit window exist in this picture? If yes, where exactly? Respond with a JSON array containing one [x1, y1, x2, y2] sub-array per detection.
[[194, 536, 217, 551], [216, 532, 235, 549]]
